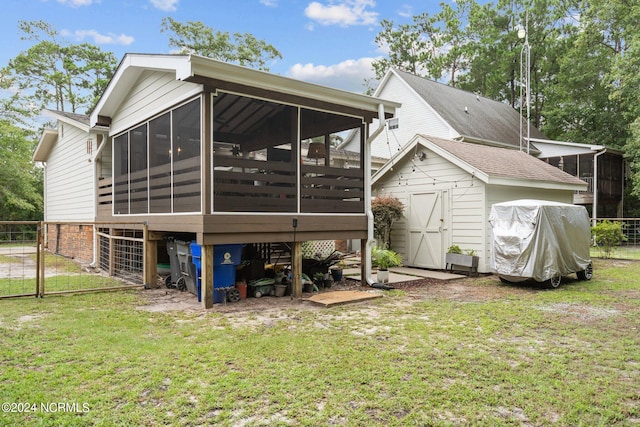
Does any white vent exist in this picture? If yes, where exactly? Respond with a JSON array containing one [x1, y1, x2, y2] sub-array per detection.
[[387, 117, 399, 130]]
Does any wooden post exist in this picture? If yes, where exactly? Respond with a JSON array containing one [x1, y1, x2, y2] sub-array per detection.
[[143, 224, 158, 288], [36, 223, 42, 297], [36, 222, 46, 298], [291, 241, 302, 298], [201, 244, 214, 309], [109, 228, 115, 277]]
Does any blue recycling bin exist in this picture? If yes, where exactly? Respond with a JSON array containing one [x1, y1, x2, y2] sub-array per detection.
[[191, 243, 243, 303]]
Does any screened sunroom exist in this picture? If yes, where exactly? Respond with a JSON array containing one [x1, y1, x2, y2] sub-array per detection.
[[92, 54, 398, 306], [107, 92, 368, 217]]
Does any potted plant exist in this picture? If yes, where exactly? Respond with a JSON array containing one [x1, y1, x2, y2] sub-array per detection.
[[313, 272, 324, 289], [330, 260, 346, 282], [445, 245, 479, 276], [372, 246, 402, 283]]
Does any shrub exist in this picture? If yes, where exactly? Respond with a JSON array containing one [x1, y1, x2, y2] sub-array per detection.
[[371, 246, 402, 270], [372, 194, 404, 249], [592, 220, 626, 258]]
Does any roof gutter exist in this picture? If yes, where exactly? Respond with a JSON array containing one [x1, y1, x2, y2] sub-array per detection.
[[457, 134, 541, 156], [593, 147, 607, 225], [365, 104, 388, 287]]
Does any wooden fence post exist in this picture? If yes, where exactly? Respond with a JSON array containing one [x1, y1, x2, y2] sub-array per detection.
[[291, 241, 302, 298], [201, 244, 214, 309]]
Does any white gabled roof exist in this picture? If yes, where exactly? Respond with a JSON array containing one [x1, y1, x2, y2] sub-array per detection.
[[91, 54, 401, 127], [33, 129, 58, 162], [34, 110, 108, 162]]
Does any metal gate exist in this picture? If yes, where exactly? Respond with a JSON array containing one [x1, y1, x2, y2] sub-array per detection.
[[0, 221, 145, 299]]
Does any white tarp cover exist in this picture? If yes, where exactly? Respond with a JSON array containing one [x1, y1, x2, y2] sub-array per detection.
[[489, 199, 591, 282]]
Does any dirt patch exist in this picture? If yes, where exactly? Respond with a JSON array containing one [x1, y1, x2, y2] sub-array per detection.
[[537, 303, 620, 322], [135, 274, 508, 315], [135, 259, 626, 317]]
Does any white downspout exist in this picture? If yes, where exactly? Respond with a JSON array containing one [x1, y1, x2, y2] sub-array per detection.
[[593, 148, 606, 226], [364, 104, 387, 286], [90, 134, 108, 267]]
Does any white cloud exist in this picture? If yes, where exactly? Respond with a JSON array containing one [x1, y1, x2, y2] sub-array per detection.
[[57, 0, 97, 6], [260, 0, 278, 6], [150, 0, 178, 12], [288, 57, 380, 93], [397, 4, 412, 18], [64, 29, 134, 46], [305, 0, 378, 27]]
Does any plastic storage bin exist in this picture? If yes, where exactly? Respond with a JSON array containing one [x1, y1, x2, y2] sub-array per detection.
[[191, 243, 243, 303]]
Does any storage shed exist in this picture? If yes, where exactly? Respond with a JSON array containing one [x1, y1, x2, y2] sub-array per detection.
[[371, 135, 588, 273]]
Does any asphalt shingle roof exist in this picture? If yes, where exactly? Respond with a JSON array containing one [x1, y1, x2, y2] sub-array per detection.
[[394, 69, 548, 149], [423, 135, 587, 186], [46, 109, 90, 126]]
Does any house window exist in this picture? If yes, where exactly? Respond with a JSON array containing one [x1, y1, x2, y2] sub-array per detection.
[[300, 108, 364, 213], [112, 97, 202, 215], [212, 92, 298, 213], [172, 99, 201, 212], [113, 133, 129, 214], [130, 124, 148, 214], [149, 112, 172, 213], [211, 91, 365, 214]]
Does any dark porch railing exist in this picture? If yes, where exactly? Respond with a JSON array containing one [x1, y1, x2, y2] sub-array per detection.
[[213, 155, 364, 213]]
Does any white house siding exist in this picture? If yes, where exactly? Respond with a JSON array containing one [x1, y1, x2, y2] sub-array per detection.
[[374, 144, 485, 270], [366, 73, 456, 159], [44, 124, 95, 221], [110, 70, 200, 136]]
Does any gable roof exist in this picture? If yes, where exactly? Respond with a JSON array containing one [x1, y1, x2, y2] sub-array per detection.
[[91, 53, 401, 128], [33, 110, 100, 162], [388, 69, 547, 150], [373, 135, 588, 191]]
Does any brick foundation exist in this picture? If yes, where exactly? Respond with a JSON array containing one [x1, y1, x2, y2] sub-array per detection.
[[45, 224, 94, 264]]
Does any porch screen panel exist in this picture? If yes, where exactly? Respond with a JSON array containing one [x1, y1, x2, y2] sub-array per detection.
[[149, 112, 172, 213], [172, 99, 201, 213], [113, 133, 129, 214], [129, 124, 148, 214], [300, 108, 364, 213], [212, 92, 297, 213]]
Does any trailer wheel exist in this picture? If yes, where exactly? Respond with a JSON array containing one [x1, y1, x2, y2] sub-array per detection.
[[577, 262, 593, 281], [254, 290, 262, 298], [547, 275, 561, 288]]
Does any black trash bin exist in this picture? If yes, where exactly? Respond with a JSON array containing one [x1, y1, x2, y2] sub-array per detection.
[[175, 239, 198, 296], [164, 237, 183, 288]]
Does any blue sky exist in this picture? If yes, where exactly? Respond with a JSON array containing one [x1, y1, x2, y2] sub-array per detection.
[[2, 0, 445, 94]]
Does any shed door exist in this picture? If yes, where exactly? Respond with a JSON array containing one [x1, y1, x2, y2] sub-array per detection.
[[407, 191, 449, 269]]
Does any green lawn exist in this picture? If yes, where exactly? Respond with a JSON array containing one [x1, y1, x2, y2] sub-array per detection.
[[0, 259, 639, 426]]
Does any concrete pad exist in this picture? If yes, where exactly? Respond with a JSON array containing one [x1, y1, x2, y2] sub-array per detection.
[[340, 255, 466, 283], [343, 266, 466, 284], [390, 267, 466, 281]]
